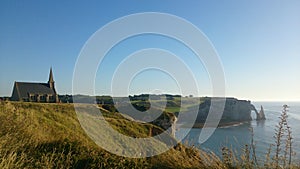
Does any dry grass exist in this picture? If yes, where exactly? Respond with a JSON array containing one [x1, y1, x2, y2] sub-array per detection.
[[0, 101, 300, 168]]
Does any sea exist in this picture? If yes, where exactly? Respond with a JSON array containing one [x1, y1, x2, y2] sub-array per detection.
[[175, 102, 300, 163]]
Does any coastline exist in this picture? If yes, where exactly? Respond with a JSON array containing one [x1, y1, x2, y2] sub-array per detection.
[[177, 121, 248, 129]]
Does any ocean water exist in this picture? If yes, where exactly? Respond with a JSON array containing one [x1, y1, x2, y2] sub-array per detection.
[[175, 102, 300, 162]]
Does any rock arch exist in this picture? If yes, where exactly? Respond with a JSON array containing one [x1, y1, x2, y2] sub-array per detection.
[[250, 105, 266, 120]]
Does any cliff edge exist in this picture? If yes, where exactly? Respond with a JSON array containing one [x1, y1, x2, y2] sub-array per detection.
[[179, 97, 263, 127]]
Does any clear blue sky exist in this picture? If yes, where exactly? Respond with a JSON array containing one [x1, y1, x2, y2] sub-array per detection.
[[0, 1, 299, 101]]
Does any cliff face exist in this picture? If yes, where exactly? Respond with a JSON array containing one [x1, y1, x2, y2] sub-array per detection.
[[151, 111, 177, 137], [194, 97, 256, 124], [223, 98, 254, 122]]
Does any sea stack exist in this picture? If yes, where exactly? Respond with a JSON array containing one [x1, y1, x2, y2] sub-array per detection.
[[257, 105, 266, 120]]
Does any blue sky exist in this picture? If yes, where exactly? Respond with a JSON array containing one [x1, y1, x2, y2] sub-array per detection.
[[0, 1, 299, 101]]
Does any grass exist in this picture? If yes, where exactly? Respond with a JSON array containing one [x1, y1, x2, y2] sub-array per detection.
[[0, 101, 299, 168], [0, 101, 204, 168]]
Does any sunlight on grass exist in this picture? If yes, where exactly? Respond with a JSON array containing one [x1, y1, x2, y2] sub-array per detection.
[[0, 101, 299, 168]]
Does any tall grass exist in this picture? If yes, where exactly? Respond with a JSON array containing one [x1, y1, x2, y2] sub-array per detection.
[[269, 104, 295, 169], [0, 101, 300, 168], [0, 101, 204, 168], [213, 104, 299, 169]]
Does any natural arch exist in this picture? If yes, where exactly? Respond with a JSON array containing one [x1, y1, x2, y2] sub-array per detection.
[[250, 105, 266, 120]]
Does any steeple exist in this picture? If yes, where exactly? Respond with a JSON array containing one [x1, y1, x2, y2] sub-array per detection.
[[48, 67, 55, 90]]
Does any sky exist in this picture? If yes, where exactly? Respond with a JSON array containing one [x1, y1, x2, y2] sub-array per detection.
[[0, 1, 300, 101]]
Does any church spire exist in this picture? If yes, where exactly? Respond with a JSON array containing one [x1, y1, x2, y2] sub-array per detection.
[[48, 67, 55, 89]]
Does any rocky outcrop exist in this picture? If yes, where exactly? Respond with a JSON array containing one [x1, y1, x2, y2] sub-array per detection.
[[179, 97, 264, 127], [257, 105, 266, 120], [151, 112, 177, 137], [149, 112, 178, 146], [249, 104, 266, 120], [193, 98, 253, 124]]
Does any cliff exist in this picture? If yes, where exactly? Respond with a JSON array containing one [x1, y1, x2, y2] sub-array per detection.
[[179, 97, 259, 127], [99, 95, 262, 130], [151, 112, 177, 137]]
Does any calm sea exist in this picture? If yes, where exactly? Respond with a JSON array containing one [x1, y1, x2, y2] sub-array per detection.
[[175, 102, 300, 162]]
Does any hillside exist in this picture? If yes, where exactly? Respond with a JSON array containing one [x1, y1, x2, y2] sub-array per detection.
[[1, 101, 299, 169], [0, 101, 207, 169]]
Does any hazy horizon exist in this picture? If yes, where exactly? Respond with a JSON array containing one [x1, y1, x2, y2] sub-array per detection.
[[3, 92, 300, 102]]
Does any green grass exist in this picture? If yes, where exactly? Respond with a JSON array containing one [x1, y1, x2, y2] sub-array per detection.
[[129, 96, 202, 113]]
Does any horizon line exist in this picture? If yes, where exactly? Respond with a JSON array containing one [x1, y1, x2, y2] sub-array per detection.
[[1, 94, 299, 102]]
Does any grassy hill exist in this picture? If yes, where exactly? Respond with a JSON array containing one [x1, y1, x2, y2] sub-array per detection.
[[0, 101, 207, 169], [1, 101, 299, 169]]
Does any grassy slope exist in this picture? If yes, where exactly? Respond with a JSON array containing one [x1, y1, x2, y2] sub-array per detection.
[[0, 102, 206, 169], [1, 101, 299, 169]]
